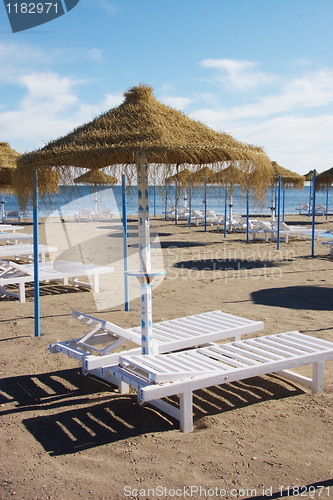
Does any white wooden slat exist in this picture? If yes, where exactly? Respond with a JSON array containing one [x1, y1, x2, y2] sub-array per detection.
[[207, 345, 261, 366], [166, 353, 213, 372], [287, 331, 333, 348], [278, 332, 331, 351], [182, 350, 231, 371], [235, 340, 282, 360], [251, 337, 304, 357], [218, 344, 275, 364], [175, 351, 223, 372], [271, 335, 318, 353], [197, 346, 249, 369]]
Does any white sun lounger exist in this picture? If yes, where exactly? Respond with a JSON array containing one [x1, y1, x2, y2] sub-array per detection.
[[106, 331, 333, 432], [0, 233, 33, 245], [0, 260, 114, 302], [0, 225, 24, 233], [50, 310, 264, 372], [0, 244, 57, 262]]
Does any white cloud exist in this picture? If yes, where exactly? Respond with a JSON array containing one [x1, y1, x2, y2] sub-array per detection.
[[95, 0, 118, 15], [87, 48, 103, 62], [200, 58, 277, 90], [0, 72, 124, 152], [190, 63, 333, 174], [161, 95, 193, 110]]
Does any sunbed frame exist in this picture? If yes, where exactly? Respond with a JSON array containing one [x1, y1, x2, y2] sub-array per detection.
[[96, 331, 333, 433], [0, 260, 114, 302], [50, 310, 264, 372]]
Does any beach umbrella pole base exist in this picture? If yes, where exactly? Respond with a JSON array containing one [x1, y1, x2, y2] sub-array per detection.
[[135, 152, 166, 355]]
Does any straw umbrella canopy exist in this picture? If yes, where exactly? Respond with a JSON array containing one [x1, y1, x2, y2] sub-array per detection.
[[315, 167, 333, 189], [271, 161, 305, 189], [74, 169, 118, 214], [73, 169, 117, 185], [190, 166, 216, 184], [17, 84, 272, 354], [166, 168, 193, 185], [0, 142, 20, 221], [213, 164, 247, 187], [304, 170, 314, 181], [0, 142, 19, 191]]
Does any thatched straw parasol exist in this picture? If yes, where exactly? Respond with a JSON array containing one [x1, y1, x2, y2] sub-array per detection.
[[17, 84, 272, 354], [271, 161, 305, 189], [190, 166, 216, 184], [74, 169, 118, 214], [0, 142, 19, 191], [315, 167, 333, 189], [0, 142, 20, 221], [304, 170, 314, 181], [213, 164, 247, 187], [73, 169, 117, 185], [166, 168, 193, 185], [17, 85, 271, 174]]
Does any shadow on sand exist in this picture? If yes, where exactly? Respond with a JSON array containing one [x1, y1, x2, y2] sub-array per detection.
[[1, 368, 304, 455]]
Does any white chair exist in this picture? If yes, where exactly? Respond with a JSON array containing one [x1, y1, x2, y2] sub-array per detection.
[[0, 244, 57, 262], [0, 260, 114, 302], [113, 331, 333, 432], [50, 310, 264, 372], [296, 203, 311, 215], [4, 210, 21, 224], [95, 208, 113, 221], [74, 209, 94, 222]]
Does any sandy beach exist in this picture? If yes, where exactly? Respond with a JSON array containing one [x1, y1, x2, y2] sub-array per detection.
[[1, 214, 333, 500]]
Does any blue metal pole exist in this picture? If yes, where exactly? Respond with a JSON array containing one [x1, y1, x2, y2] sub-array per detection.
[[276, 175, 281, 251], [33, 170, 40, 337], [174, 180, 178, 225], [326, 186, 329, 220], [224, 182, 228, 239], [246, 186, 249, 243], [188, 181, 192, 228], [311, 170, 317, 257], [153, 182, 156, 217], [282, 189, 285, 222], [203, 179, 207, 232], [164, 181, 168, 221], [308, 178, 312, 216], [122, 175, 130, 311]]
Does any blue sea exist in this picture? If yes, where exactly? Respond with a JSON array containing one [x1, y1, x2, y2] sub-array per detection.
[[2, 184, 331, 219]]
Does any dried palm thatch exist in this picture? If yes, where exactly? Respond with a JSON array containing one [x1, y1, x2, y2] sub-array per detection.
[[166, 168, 193, 185], [304, 170, 314, 181], [16, 84, 272, 196], [213, 164, 247, 187], [271, 161, 305, 189], [12, 165, 60, 210], [0, 142, 20, 192], [73, 169, 117, 185], [315, 167, 333, 190], [190, 166, 216, 184]]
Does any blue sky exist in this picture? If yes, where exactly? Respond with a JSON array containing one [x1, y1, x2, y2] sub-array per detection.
[[1, 0, 333, 175]]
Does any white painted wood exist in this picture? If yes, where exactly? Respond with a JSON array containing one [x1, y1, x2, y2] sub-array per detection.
[[55, 310, 264, 371], [180, 392, 193, 433], [0, 260, 113, 302], [0, 244, 57, 262], [110, 331, 333, 432]]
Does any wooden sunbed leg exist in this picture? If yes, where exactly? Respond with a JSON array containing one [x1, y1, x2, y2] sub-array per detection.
[[19, 282, 26, 303], [92, 274, 99, 293], [179, 391, 193, 433], [312, 361, 324, 395], [119, 380, 130, 393]]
